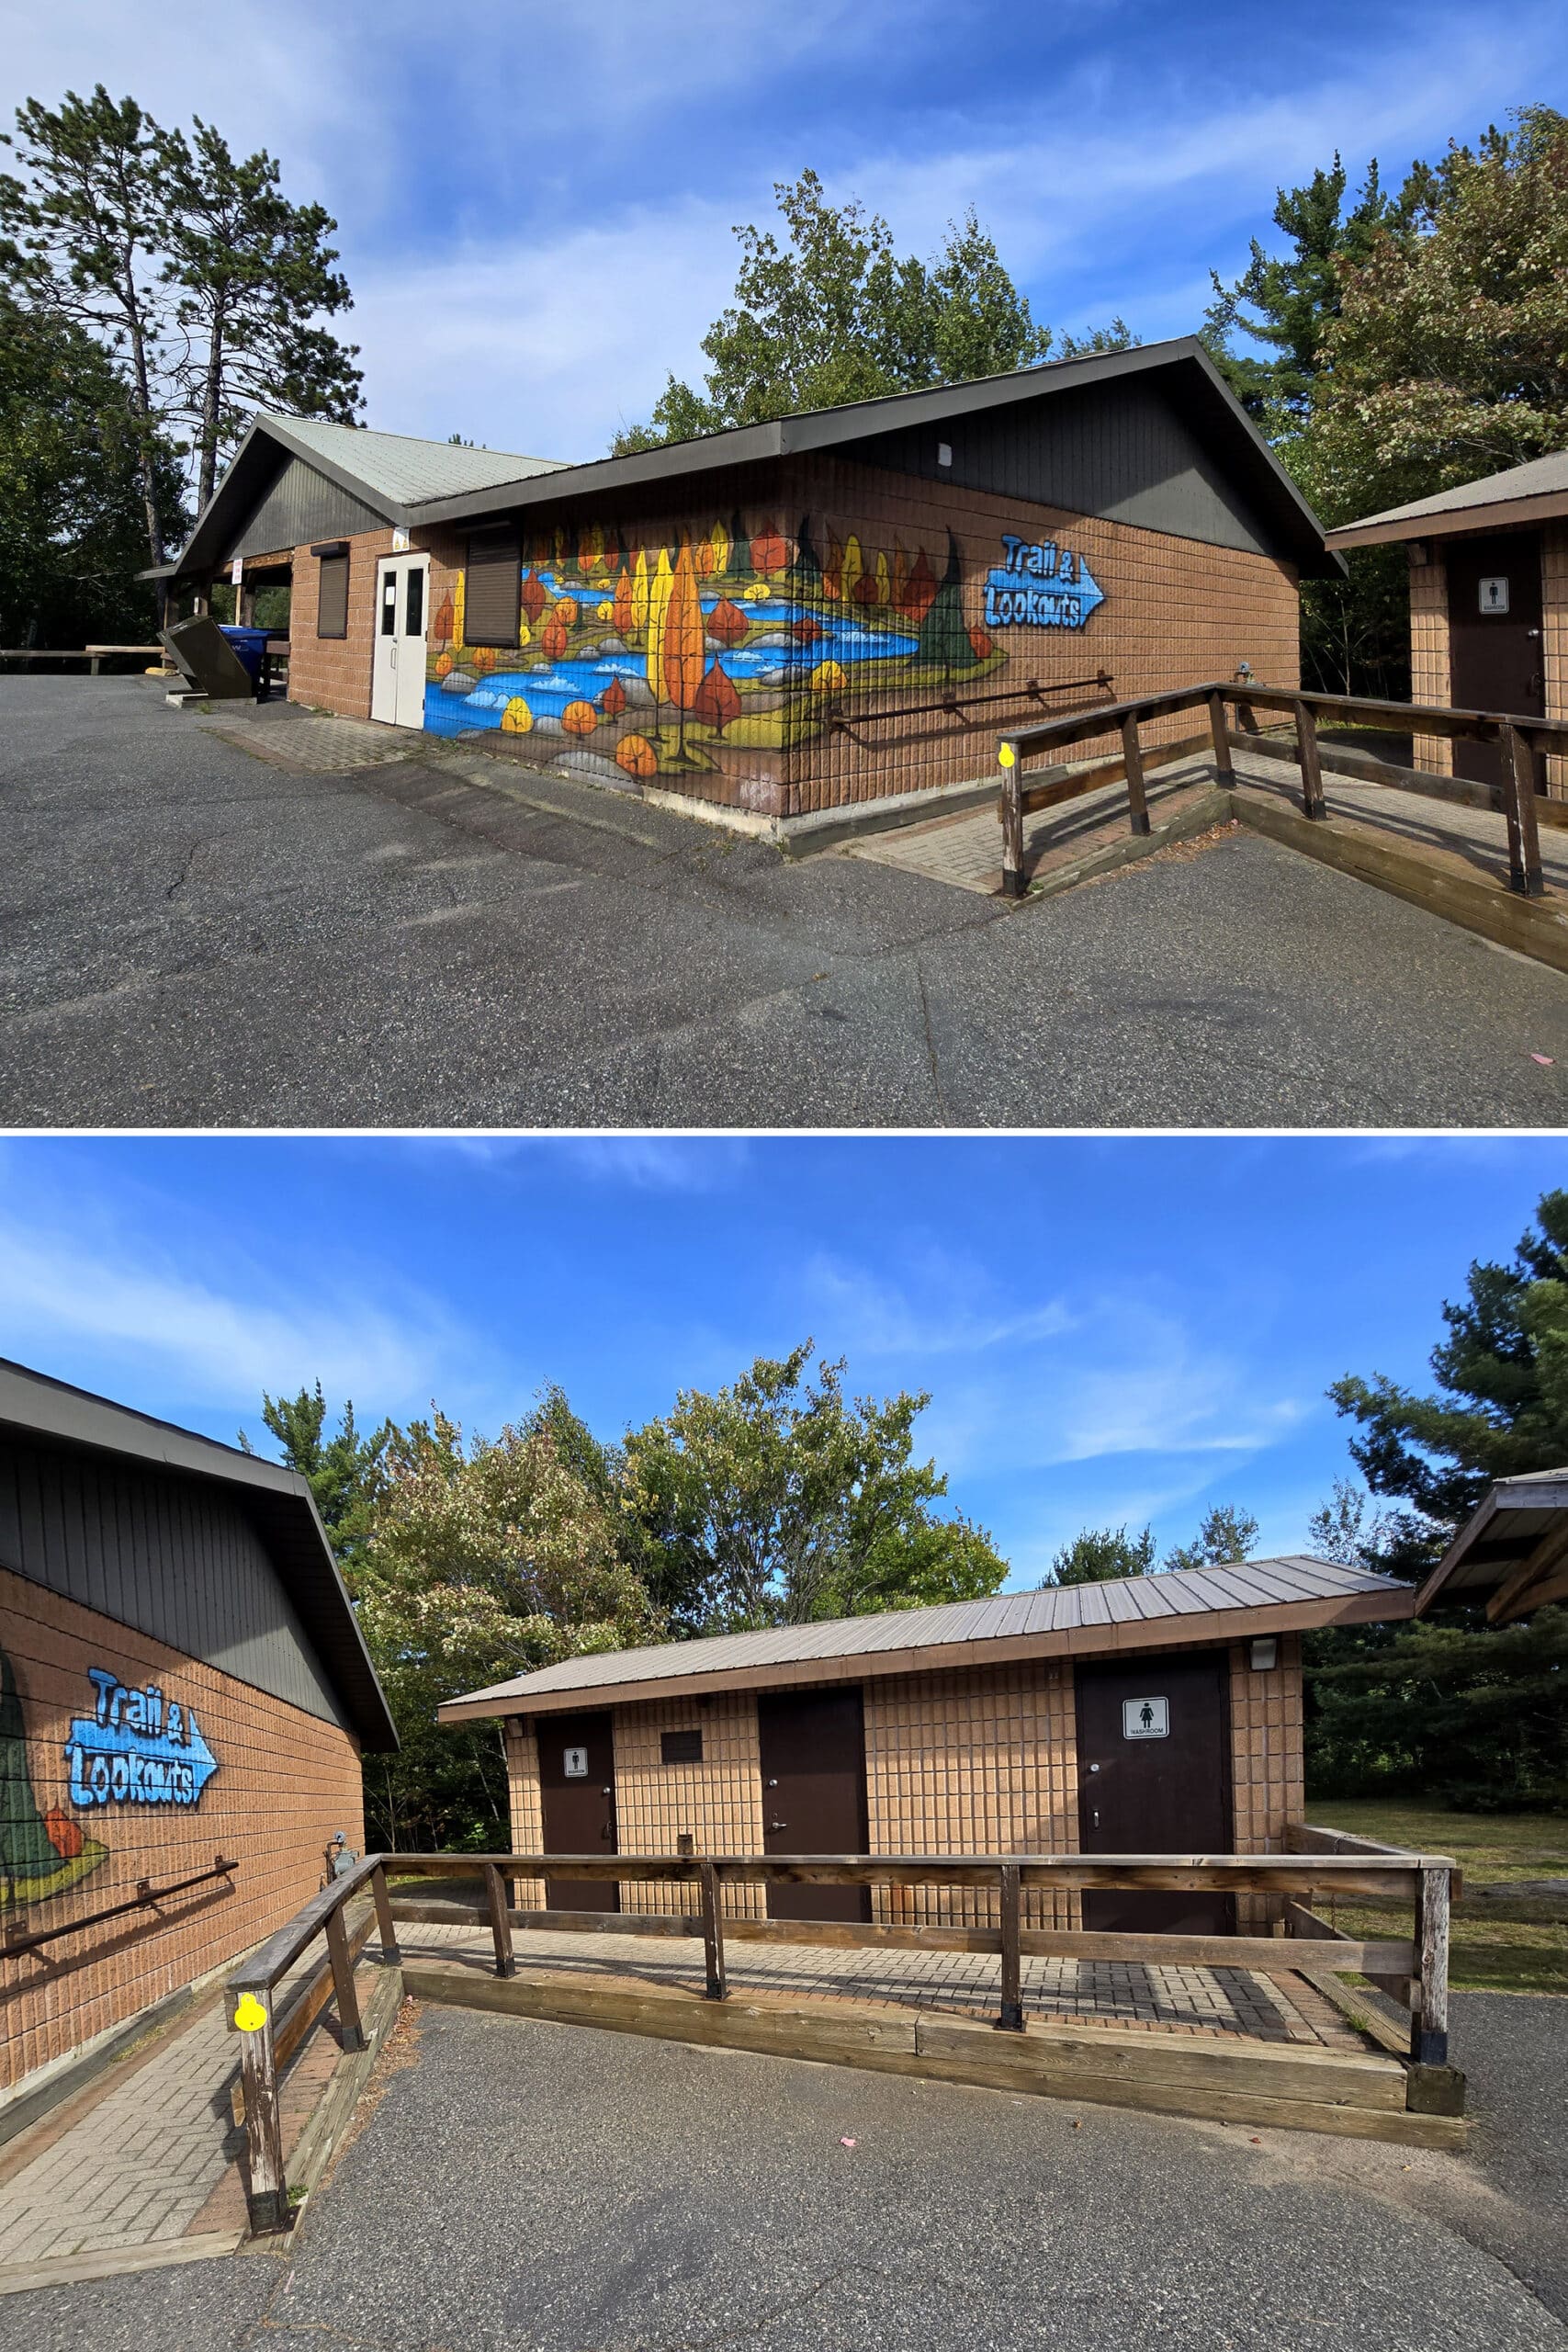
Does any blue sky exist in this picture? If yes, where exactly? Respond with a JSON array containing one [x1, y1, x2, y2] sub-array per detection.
[[6, 1, 1564, 462], [1, 1134, 1562, 1584]]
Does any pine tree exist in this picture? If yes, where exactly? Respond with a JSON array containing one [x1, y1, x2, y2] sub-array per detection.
[[1, 1646, 60, 1877], [915, 529, 982, 674]]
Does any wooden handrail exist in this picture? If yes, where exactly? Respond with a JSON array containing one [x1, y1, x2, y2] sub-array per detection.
[[996, 679, 1563, 900], [228, 1841, 1455, 2233]]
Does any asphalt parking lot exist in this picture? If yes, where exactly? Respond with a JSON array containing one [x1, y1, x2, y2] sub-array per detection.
[[3, 1993, 1563, 2352], [6, 676, 1568, 1128]]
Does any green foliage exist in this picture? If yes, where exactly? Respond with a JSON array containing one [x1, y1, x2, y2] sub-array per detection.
[[238, 1384, 391, 1569], [1305, 1608, 1568, 1808], [621, 1340, 1007, 1631], [0, 80, 362, 599], [0, 288, 180, 644], [1308, 107, 1568, 523], [157, 117, 362, 511], [1041, 1524, 1155, 1587], [354, 1403, 663, 1851], [1306, 1186, 1568, 1807], [1330, 1187, 1568, 1554], [612, 172, 1134, 451], [1204, 154, 1418, 423], [1205, 106, 1568, 695], [0, 85, 178, 567], [1163, 1504, 1259, 1575]]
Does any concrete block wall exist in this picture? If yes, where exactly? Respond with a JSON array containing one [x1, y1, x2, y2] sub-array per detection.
[[0, 1562, 364, 2095], [779, 453, 1302, 819], [500, 1642, 1307, 1936], [1408, 547, 1453, 776], [1544, 523, 1568, 797], [287, 526, 395, 718]]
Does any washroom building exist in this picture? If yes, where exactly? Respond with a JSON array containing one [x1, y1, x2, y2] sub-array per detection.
[[440, 1556, 1415, 1933], [151, 337, 1339, 840]]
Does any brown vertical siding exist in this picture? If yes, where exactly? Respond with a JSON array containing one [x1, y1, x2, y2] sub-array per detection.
[[1, 1563, 364, 2095]]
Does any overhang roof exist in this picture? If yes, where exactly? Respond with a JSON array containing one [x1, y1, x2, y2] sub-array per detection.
[[1413, 1468, 1568, 1623], [439, 1555, 1414, 1723], [151, 339, 1341, 587], [1326, 450, 1568, 550], [0, 1357, 397, 1751]]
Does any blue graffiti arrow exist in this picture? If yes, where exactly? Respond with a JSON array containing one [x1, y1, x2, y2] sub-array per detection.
[[1073, 560, 1105, 624], [64, 1712, 219, 1808]]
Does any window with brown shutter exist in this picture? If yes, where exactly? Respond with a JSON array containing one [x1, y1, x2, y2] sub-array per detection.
[[316, 551, 349, 639], [466, 529, 521, 647]]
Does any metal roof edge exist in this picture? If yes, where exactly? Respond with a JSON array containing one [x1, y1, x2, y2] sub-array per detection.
[[437, 1572, 1414, 1723], [1328, 484, 1568, 550], [410, 419, 788, 526]]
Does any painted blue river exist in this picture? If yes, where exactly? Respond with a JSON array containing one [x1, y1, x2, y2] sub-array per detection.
[[423, 570, 919, 740]]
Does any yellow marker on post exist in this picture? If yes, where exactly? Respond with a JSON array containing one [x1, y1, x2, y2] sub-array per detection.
[[232, 1993, 268, 2032], [998, 743, 1016, 768]]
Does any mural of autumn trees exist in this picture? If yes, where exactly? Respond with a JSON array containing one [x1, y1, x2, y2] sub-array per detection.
[[422, 507, 1010, 783]]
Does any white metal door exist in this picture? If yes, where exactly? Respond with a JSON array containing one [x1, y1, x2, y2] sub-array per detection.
[[370, 556, 430, 729]]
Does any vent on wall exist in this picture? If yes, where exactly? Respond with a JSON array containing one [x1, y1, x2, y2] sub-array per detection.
[[466, 529, 522, 647], [316, 551, 349, 639], [660, 1728, 703, 1765]]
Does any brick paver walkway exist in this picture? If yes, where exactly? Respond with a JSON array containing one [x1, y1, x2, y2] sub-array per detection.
[[397, 1920, 1359, 2050], [0, 1942, 350, 2274]]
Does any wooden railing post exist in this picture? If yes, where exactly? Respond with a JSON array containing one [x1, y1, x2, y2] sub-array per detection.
[[1502, 723, 1545, 897], [997, 1862, 1023, 2032], [1207, 690, 1234, 786], [324, 1903, 365, 2052], [235, 1991, 288, 2233], [1121, 713, 1151, 836], [370, 1862, 402, 1964], [999, 742, 1026, 898], [699, 1859, 728, 2002], [1411, 1864, 1450, 2066], [484, 1861, 516, 1979], [1292, 698, 1326, 820]]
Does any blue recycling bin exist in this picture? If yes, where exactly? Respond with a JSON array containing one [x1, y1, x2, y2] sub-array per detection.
[[218, 625, 270, 691]]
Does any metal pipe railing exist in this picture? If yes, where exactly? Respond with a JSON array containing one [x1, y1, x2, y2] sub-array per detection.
[[0, 1853, 237, 1960]]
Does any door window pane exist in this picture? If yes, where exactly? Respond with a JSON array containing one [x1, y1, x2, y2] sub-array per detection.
[[405, 566, 424, 639], [380, 573, 397, 636]]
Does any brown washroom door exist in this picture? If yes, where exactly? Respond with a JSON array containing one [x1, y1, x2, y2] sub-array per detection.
[[757, 1687, 872, 1922], [536, 1711, 619, 1912], [1446, 532, 1545, 790], [1075, 1651, 1235, 1935]]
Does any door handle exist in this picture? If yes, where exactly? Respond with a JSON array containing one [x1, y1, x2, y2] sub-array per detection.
[[601, 1822, 614, 1840], [1091, 1809, 1100, 1831], [768, 1818, 787, 1833]]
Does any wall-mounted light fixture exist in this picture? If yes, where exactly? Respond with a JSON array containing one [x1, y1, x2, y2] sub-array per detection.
[[1249, 1635, 1279, 1672], [937, 442, 953, 469]]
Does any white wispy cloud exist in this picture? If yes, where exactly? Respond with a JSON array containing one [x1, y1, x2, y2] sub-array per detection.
[[802, 1248, 1073, 1360], [0, 1203, 470, 1415]]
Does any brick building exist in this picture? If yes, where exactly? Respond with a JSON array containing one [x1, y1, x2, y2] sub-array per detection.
[[439, 1557, 1415, 1935], [0, 1361, 395, 2116], [152, 338, 1338, 839], [1327, 451, 1568, 795]]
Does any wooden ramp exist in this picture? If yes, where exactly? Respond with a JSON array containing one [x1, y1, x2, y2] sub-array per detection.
[[396, 1930, 1463, 2150]]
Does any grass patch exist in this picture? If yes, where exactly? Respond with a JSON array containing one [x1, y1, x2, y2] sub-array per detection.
[[1304, 1798, 1568, 1996]]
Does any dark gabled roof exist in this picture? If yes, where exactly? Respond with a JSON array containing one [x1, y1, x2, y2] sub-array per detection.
[[1414, 1469, 1568, 1622], [1327, 449, 1568, 549], [0, 1357, 397, 1751], [147, 413, 568, 583], [151, 339, 1341, 586], [440, 1555, 1413, 1722]]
